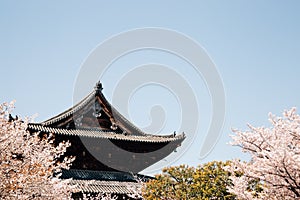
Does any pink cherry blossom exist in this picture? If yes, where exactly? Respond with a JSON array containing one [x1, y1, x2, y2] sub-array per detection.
[[0, 101, 74, 199], [226, 108, 300, 199]]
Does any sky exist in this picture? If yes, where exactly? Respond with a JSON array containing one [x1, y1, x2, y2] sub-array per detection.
[[1, 1, 300, 174]]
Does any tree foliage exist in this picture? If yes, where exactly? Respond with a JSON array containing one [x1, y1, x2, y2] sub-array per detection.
[[227, 108, 300, 199], [0, 101, 74, 199], [142, 161, 235, 200]]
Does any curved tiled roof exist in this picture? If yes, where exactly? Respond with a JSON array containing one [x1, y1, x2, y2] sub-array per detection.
[[41, 82, 151, 136], [60, 169, 151, 182], [42, 90, 97, 126], [62, 169, 149, 194], [28, 123, 184, 143], [70, 179, 140, 194]]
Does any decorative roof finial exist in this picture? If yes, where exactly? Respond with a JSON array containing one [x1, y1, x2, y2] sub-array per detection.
[[94, 81, 103, 92]]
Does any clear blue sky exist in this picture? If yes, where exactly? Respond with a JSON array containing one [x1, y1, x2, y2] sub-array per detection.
[[1, 1, 300, 174]]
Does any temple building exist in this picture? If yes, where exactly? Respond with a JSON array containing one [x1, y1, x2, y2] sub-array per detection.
[[28, 82, 185, 199]]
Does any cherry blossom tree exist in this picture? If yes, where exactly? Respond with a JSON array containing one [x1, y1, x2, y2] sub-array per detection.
[[0, 101, 74, 199], [227, 108, 300, 199]]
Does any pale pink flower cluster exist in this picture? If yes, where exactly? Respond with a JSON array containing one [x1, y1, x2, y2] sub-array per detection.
[[81, 193, 118, 200], [227, 108, 300, 199], [126, 176, 143, 199], [0, 101, 74, 199]]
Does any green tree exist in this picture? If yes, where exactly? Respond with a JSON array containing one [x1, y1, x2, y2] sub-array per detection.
[[142, 161, 235, 200]]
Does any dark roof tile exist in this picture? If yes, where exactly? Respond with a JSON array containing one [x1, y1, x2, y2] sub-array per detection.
[[28, 123, 184, 143]]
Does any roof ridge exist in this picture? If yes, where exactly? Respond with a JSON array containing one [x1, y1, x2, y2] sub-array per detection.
[[42, 90, 96, 126]]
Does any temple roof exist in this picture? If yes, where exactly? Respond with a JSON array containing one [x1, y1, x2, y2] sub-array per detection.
[[61, 169, 149, 195], [70, 180, 139, 194], [60, 169, 150, 182], [27, 82, 185, 173], [29, 81, 185, 143]]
